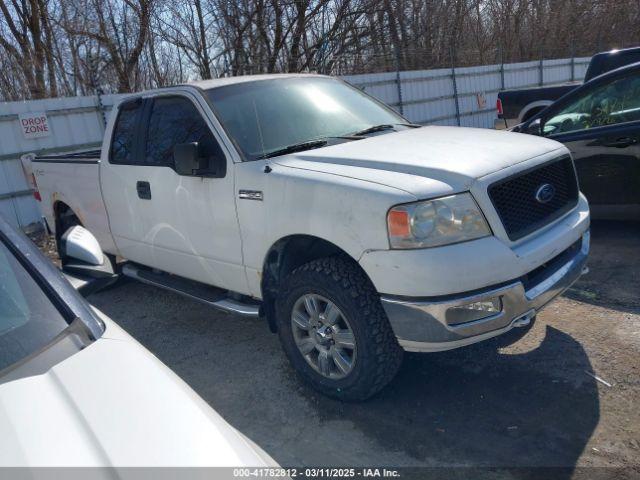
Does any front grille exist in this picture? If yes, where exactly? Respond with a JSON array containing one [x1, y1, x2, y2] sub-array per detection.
[[489, 156, 579, 240]]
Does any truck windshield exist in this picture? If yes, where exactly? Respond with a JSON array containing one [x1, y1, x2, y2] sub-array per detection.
[[206, 77, 406, 160], [0, 240, 70, 372]]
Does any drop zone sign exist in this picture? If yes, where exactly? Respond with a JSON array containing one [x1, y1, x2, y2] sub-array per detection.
[[19, 112, 51, 139]]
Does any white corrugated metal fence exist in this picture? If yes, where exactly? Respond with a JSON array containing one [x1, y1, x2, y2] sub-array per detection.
[[0, 93, 125, 228], [343, 56, 590, 127]]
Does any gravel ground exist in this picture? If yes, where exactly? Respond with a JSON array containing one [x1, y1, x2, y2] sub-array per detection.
[[33, 220, 640, 477]]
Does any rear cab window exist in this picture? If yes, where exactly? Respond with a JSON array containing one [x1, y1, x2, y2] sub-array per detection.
[[110, 98, 144, 164], [602, 51, 640, 74]]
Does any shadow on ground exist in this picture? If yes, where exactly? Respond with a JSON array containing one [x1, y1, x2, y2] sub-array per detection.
[[84, 220, 640, 474], [310, 326, 599, 470], [91, 279, 600, 475], [565, 220, 640, 314]]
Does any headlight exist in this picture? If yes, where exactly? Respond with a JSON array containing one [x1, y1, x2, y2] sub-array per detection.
[[387, 193, 491, 248]]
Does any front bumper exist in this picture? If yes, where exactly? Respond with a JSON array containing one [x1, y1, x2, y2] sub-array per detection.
[[381, 230, 590, 352]]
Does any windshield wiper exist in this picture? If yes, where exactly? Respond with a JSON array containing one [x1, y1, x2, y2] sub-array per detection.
[[351, 124, 395, 136], [350, 123, 421, 137], [255, 124, 420, 159], [257, 139, 328, 159]]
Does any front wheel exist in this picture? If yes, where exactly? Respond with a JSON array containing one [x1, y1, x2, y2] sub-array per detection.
[[275, 257, 403, 401]]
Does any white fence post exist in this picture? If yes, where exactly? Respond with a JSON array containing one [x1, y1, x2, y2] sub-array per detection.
[[539, 57, 544, 86], [450, 46, 461, 126], [393, 45, 404, 115]]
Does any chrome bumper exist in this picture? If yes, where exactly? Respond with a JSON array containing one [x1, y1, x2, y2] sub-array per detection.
[[381, 231, 590, 352]]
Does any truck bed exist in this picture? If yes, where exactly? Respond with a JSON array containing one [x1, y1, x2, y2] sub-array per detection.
[[497, 83, 578, 127], [30, 150, 117, 255]]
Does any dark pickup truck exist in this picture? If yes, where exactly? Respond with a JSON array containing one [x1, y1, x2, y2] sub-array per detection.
[[496, 47, 640, 128]]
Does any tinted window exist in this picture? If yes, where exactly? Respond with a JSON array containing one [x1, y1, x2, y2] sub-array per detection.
[[110, 99, 143, 164], [601, 52, 640, 75], [207, 77, 405, 160], [543, 73, 640, 135], [145, 96, 221, 166], [0, 241, 69, 372]]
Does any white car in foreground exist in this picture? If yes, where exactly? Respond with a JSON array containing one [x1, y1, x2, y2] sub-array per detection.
[[0, 216, 276, 467]]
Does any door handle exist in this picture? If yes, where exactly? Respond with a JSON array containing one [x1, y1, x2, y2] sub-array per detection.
[[136, 181, 151, 200], [601, 137, 637, 148]]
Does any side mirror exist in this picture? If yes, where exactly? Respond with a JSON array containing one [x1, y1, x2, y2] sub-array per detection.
[[525, 117, 543, 136], [61, 226, 103, 266], [60, 226, 118, 296], [174, 142, 226, 178], [174, 142, 201, 176]]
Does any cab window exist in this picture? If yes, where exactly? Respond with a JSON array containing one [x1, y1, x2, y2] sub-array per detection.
[[144, 96, 224, 167], [110, 99, 143, 164]]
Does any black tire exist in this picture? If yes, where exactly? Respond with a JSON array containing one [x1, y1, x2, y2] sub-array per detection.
[[275, 256, 403, 401]]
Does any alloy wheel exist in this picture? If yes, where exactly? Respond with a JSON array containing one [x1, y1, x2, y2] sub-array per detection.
[[290, 293, 357, 379]]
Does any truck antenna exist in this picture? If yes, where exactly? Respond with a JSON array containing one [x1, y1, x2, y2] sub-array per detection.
[[252, 101, 271, 173]]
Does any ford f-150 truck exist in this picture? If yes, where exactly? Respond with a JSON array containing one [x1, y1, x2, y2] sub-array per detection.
[[496, 47, 640, 128], [29, 74, 590, 400]]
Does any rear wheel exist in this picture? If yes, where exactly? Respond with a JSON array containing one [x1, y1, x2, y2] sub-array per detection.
[[276, 256, 403, 401]]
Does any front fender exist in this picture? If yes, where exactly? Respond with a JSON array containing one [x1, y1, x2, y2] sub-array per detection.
[[235, 160, 416, 297]]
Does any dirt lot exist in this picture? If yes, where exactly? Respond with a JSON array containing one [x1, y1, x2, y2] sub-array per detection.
[[35, 220, 640, 477]]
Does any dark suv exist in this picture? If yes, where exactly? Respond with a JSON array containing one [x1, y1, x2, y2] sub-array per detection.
[[513, 62, 640, 219]]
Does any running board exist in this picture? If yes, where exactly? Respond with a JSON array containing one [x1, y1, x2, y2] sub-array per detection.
[[121, 263, 260, 317]]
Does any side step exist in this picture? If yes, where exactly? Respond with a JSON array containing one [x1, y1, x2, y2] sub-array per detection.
[[122, 263, 260, 318]]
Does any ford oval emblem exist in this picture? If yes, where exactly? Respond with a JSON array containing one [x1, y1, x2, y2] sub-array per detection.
[[535, 183, 556, 204]]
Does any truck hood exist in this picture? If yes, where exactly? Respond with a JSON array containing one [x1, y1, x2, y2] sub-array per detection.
[[274, 126, 564, 197], [0, 321, 275, 467]]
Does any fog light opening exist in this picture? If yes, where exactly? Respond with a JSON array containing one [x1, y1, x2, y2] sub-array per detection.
[[447, 297, 502, 325]]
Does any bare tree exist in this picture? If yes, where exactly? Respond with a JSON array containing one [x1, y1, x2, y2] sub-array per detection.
[[155, 0, 216, 79], [1, 0, 640, 102], [0, 0, 59, 98], [62, 0, 154, 92]]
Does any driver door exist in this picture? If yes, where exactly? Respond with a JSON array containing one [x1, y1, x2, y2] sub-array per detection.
[[541, 70, 640, 209], [103, 93, 247, 294]]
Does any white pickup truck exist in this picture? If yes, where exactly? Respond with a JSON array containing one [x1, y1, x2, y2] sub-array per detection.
[[30, 74, 590, 400]]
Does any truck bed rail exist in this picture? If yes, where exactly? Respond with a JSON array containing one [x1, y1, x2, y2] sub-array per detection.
[[34, 150, 101, 161]]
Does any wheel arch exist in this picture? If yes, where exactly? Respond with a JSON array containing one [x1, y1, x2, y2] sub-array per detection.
[[260, 234, 372, 333], [53, 201, 83, 237], [518, 101, 553, 123]]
